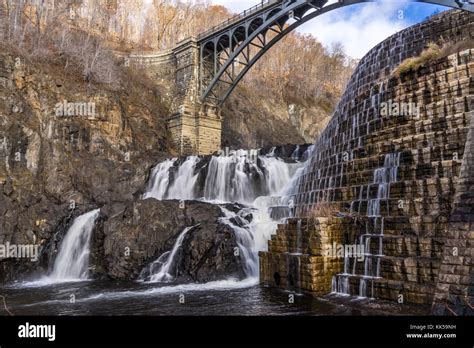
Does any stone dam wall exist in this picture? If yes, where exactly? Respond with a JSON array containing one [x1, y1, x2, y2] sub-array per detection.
[[260, 10, 474, 314]]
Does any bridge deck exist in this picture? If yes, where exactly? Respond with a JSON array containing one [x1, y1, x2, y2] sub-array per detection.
[[197, 0, 283, 41]]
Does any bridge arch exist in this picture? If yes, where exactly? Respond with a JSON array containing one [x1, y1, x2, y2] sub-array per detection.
[[248, 17, 265, 35], [232, 26, 247, 44], [198, 0, 474, 106], [216, 34, 230, 50]]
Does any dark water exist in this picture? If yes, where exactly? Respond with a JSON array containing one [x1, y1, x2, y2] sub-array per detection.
[[0, 278, 391, 316]]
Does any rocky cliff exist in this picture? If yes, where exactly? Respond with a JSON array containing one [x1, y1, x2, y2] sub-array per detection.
[[0, 40, 308, 284], [0, 43, 176, 281], [221, 86, 332, 149]]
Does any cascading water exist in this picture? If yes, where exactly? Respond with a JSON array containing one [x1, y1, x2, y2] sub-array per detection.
[[332, 152, 401, 297], [295, 219, 302, 255], [142, 159, 176, 200], [203, 154, 257, 203], [140, 149, 306, 283], [47, 209, 101, 283], [291, 145, 300, 160], [143, 157, 200, 200], [140, 224, 200, 283], [219, 207, 259, 277], [202, 151, 293, 203], [166, 156, 200, 200], [144, 150, 297, 204]]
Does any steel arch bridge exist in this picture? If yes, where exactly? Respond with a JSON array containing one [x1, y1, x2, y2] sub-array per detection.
[[197, 0, 474, 106]]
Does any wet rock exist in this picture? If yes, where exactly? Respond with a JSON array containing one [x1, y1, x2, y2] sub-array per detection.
[[0, 188, 87, 282], [97, 199, 245, 282]]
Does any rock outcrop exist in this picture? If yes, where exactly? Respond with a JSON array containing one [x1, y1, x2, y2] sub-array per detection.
[[222, 88, 331, 149], [97, 199, 245, 282]]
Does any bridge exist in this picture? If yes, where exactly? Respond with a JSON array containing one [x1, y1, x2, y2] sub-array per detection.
[[128, 0, 474, 155]]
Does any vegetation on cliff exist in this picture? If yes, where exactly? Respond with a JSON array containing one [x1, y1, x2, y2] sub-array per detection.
[[1, 0, 355, 148], [0, 0, 352, 281]]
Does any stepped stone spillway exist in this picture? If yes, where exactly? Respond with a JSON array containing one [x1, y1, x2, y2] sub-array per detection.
[[259, 10, 474, 314]]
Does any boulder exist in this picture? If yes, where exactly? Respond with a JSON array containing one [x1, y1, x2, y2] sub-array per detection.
[[97, 199, 245, 282]]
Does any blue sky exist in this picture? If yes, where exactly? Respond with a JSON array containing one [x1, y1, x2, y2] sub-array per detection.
[[212, 0, 449, 59]]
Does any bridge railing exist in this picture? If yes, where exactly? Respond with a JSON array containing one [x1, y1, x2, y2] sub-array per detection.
[[197, 0, 282, 40]]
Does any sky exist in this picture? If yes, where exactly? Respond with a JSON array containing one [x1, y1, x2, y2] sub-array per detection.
[[212, 0, 449, 59]]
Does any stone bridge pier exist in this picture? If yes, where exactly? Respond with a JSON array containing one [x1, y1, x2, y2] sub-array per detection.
[[123, 37, 222, 156], [167, 37, 222, 156]]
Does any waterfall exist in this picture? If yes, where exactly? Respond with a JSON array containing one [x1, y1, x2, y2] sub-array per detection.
[[332, 152, 401, 298], [143, 157, 200, 200], [140, 225, 200, 283], [140, 149, 305, 283], [291, 145, 300, 160], [295, 219, 302, 255], [142, 159, 176, 200], [343, 254, 349, 275], [202, 152, 293, 203], [140, 203, 279, 282], [219, 208, 259, 277], [167, 156, 200, 199], [267, 147, 276, 157], [144, 150, 299, 204], [203, 154, 257, 203], [261, 156, 293, 197], [368, 153, 400, 217], [48, 209, 101, 282]]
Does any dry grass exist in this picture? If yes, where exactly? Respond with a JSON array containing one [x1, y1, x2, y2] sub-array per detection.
[[306, 203, 369, 227], [307, 204, 341, 219], [394, 39, 474, 78], [395, 42, 442, 77]]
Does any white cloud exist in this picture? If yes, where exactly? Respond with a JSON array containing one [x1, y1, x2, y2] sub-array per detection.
[[298, 1, 412, 59]]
